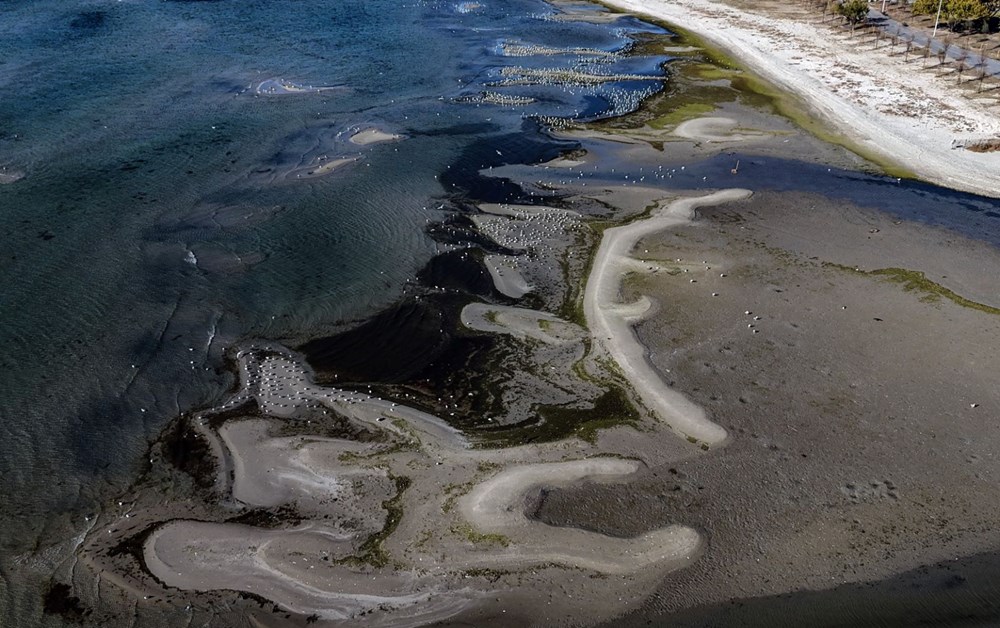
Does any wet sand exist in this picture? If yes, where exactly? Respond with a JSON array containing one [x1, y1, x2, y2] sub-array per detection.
[[583, 188, 751, 446], [580, 189, 1000, 625], [602, 0, 1000, 197]]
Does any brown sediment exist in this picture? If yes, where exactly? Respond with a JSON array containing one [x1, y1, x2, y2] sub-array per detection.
[[595, 189, 1000, 625]]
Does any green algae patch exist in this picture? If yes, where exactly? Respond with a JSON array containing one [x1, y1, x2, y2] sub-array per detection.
[[689, 62, 740, 81], [535, 386, 641, 444], [648, 102, 716, 129], [826, 263, 1000, 315], [473, 385, 641, 447], [353, 474, 412, 568], [451, 523, 511, 548], [873, 268, 1000, 315], [670, 22, 914, 179]]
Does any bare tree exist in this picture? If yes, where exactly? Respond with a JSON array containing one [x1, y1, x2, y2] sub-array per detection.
[[937, 40, 951, 68], [922, 38, 933, 67], [955, 49, 969, 83], [903, 34, 914, 60], [976, 60, 990, 91]]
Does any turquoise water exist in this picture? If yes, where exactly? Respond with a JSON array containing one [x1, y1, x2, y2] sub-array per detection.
[[0, 0, 672, 623]]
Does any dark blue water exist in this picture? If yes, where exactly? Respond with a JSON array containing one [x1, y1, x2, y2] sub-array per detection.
[[0, 0, 677, 624]]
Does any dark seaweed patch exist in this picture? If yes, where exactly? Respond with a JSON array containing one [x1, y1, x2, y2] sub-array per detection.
[[106, 522, 159, 569], [476, 385, 640, 445], [69, 11, 106, 30], [43, 582, 91, 623], [162, 415, 223, 489], [439, 129, 576, 203], [226, 505, 302, 529], [417, 249, 500, 298], [299, 293, 491, 384], [268, 402, 384, 442], [425, 214, 523, 255]]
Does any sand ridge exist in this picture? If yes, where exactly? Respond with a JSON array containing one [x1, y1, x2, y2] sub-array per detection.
[[584, 188, 753, 445]]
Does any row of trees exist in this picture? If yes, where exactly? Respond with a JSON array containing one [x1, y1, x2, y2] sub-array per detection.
[[834, 0, 869, 25], [910, 0, 999, 32], [817, 0, 999, 90], [828, 0, 1000, 32], [875, 29, 996, 88]]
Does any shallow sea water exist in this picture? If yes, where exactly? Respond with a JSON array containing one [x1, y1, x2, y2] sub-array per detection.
[[0, 0, 673, 623], [4, 0, 1000, 625]]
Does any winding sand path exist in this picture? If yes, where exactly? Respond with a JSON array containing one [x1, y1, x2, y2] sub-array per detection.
[[458, 459, 701, 574], [135, 341, 701, 625], [584, 188, 753, 445], [143, 521, 469, 627]]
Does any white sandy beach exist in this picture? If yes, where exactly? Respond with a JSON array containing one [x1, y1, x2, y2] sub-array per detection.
[[602, 0, 1000, 197]]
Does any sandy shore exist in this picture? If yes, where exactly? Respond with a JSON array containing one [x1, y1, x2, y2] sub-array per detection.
[[585, 187, 1000, 625], [601, 0, 1000, 197]]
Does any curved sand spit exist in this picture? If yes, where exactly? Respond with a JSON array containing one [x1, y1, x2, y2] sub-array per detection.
[[349, 127, 405, 146], [483, 254, 532, 298], [458, 459, 701, 574], [0, 169, 25, 184], [584, 188, 753, 445], [673, 116, 768, 143], [255, 77, 341, 95], [461, 303, 584, 345]]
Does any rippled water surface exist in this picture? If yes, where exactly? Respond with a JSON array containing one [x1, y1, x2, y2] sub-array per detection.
[[0, 0, 678, 623]]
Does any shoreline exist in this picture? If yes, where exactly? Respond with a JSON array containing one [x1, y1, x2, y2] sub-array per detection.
[[52, 1, 1000, 625], [600, 0, 1000, 198]]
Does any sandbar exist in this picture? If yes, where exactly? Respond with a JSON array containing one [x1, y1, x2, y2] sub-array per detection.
[[584, 189, 751, 445], [348, 128, 405, 146]]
